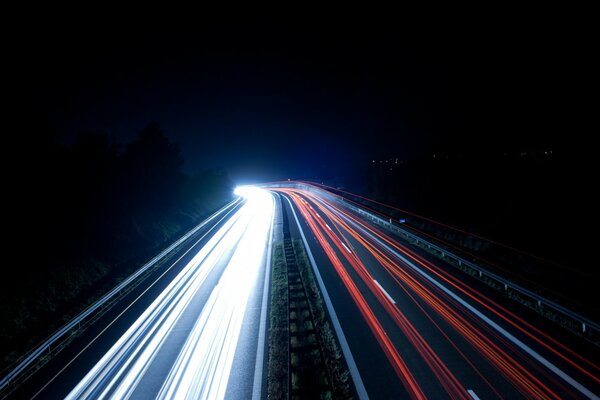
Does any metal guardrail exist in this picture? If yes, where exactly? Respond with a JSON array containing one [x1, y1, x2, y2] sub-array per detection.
[[345, 204, 600, 336], [0, 199, 241, 394], [263, 182, 600, 341]]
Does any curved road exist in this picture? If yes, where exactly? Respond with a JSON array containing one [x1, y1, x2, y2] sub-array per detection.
[[275, 187, 600, 400], [5, 188, 274, 399], [3, 185, 598, 399]]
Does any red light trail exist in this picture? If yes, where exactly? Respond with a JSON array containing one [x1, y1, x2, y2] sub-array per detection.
[[273, 187, 599, 399]]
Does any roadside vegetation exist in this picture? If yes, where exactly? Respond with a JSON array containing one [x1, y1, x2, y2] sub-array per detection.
[[1, 117, 233, 370], [357, 153, 596, 322], [293, 239, 352, 399], [267, 243, 289, 399], [267, 235, 352, 399]]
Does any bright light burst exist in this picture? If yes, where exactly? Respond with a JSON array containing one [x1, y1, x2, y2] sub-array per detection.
[[234, 185, 264, 200]]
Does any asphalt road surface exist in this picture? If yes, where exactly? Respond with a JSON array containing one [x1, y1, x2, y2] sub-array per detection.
[[275, 187, 600, 400]]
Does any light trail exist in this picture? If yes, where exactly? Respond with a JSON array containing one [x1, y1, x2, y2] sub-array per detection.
[[0, 200, 241, 397], [300, 181, 596, 303], [274, 187, 599, 400], [315, 190, 597, 398], [280, 190, 428, 400], [66, 186, 274, 400], [313, 192, 600, 385]]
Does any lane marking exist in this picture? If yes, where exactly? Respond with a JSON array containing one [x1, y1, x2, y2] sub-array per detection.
[[374, 280, 396, 304], [283, 195, 369, 400], [341, 242, 352, 254], [343, 211, 598, 400], [467, 389, 481, 400]]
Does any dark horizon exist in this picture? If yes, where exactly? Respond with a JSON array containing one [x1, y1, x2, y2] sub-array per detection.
[[10, 18, 591, 269], [3, 15, 599, 400], [16, 19, 581, 183]]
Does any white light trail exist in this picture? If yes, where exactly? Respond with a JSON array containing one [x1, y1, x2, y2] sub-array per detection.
[[158, 188, 273, 399], [67, 187, 274, 400]]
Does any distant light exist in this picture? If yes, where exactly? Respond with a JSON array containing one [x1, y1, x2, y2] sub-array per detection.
[[234, 185, 265, 200], [399, 219, 406, 223]]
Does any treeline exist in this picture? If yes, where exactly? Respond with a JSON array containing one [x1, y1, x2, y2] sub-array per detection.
[[361, 152, 574, 267], [1, 117, 233, 367], [348, 153, 597, 317]]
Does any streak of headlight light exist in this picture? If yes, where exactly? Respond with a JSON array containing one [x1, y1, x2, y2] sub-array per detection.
[[66, 188, 273, 399], [158, 188, 273, 399], [66, 209, 247, 399]]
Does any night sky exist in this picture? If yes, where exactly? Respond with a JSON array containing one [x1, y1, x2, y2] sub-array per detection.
[[3, 15, 598, 399], [16, 16, 580, 183]]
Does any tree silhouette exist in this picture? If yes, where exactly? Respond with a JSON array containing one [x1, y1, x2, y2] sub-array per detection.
[[1, 118, 233, 369]]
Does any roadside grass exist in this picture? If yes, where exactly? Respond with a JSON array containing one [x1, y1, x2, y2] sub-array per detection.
[[293, 240, 352, 399], [267, 242, 289, 399]]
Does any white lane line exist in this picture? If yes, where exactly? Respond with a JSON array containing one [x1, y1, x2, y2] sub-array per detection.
[[252, 193, 276, 400], [373, 280, 396, 304], [325, 223, 332, 231], [284, 195, 369, 400], [345, 212, 598, 400], [467, 389, 481, 400], [341, 242, 352, 254]]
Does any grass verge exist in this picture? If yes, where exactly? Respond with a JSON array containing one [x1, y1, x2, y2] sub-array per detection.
[[267, 242, 289, 399], [293, 239, 352, 399]]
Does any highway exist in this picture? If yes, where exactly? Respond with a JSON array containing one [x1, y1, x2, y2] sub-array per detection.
[[3, 187, 275, 399], [274, 186, 600, 400], [3, 184, 599, 399]]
